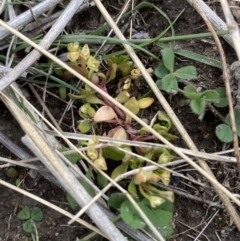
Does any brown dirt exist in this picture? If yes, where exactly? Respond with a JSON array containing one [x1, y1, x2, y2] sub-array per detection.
[[0, 0, 240, 240]]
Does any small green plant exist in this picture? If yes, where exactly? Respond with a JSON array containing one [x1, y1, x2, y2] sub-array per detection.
[[216, 110, 240, 143], [183, 85, 220, 114], [155, 47, 198, 93], [60, 42, 178, 239], [18, 206, 43, 241]]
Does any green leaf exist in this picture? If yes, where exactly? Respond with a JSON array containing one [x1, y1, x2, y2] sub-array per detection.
[[78, 121, 92, 134], [97, 171, 108, 189], [156, 79, 163, 89], [23, 220, 33, 233], [183, 85, 200, 100], [103, 146, 125, 161], [79, 179, 95, 197], [58, 147, 82, 164], [67, 193, 80, 210], [31, 207, 43, 222], [175, 66, 197, 80], [200, 90, 220, 102], [108, 193, 128, 209], [59, 86, 67, 100], [140, 199, 173, 239], [161, 48, 174, 72], [213, 87, 228, 107], [120, 200, 145, 229], [6, 167, 19, 178], [162, 73, 178, 93], [155, 64, 169, 78], [111, 162, 130, 179], [128, 179, 138, 197], [215, 124, 233, 143], [190, 98, 206, 114], [225, 110, 240, 136], [18, 206, 31, 220]]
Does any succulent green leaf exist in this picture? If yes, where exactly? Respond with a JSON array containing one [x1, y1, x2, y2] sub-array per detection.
[[124, 97, 140, 114], [18, 206, 31, 220], [155, 64, 169, 78], [67, 193, 80, 210], [79, 179, 95, 197], [200, 90, 220, 102], [111, 161, 130, 179], [78, 122, 91, 134], [108, 193, 128, 209], [120, 200, 145, 229], [58, 147, 82, 164], [83, 94, 105, 105], [175, 66, 197, 80], [97, 171, 108, 189], [162, 73, 178, 93], [59, 86, 67, 100], [128, 179, 138, 197], [161, 48, 175, 72], [215, 124, 233, 143], [190, 98, 206, 114], [183, 85, 200, 99], [157, 111, 173, 131], [23, 220, 33, 233], [103, 146, 125, 161], [6, 167, 18, 178], [31, 207, 43, 222], [213, 87, 228, 107], [106, 59, 117, 82], [118, 62, 134, 77]]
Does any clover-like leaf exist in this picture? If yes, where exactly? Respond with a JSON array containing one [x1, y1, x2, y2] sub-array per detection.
[[155, 64, 169, 78], [23, 220, 33, 233], [175, 66, 197, 80], [190, 98, 206, 114], [18, 206, 31, 220], [215, 124, 233, 143], [200, 90, 220, 102], [161, 48, 174, 73], [162, 73, 178, 93], [213, 87, 228, 107], [31, 207, 43, 222], [183, 85, 200, 100]]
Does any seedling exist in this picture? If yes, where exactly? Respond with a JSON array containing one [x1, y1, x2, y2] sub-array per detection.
[[59, 42, 178, 239], [183, 85, 220, 114], [216, 110, 240, 143], [18, 206, 43, 241], [155, 47, 198, 93]]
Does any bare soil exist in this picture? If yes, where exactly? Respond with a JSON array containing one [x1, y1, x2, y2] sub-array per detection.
[[0, 0, 240, 241]]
